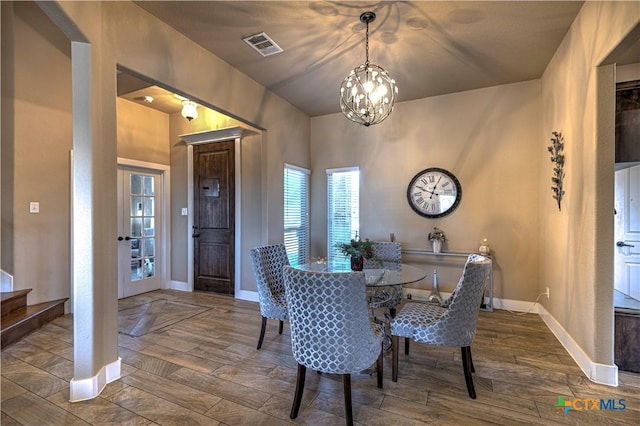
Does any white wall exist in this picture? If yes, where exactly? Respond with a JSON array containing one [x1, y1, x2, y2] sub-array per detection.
[[540, 1, 640, 381], [311, 80, 541, 301], [1, 1, 72, 305], [116, 98, 170, 165]]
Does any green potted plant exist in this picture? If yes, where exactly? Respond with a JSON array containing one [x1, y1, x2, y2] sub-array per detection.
[[335, 235, 375, 271], [428, 227, 447, 253]]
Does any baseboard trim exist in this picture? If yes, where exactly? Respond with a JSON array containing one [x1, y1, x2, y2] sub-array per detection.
[[492, 298, 540, 313], [538, 305, 618, 386], [169, 280, 190, 292], [166, 282, 257, 302], [69, 357, 121, 402], [236, 289, 258, 303]]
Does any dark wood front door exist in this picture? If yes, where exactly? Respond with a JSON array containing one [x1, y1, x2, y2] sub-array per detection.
[[193, 141, 235, 295]]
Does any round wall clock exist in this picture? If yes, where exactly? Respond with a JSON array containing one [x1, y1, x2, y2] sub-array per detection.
[[407, 168, 462, 218]]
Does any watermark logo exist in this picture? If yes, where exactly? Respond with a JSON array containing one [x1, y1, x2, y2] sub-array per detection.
[[555, 397, 626, 414], [555, 397, 572, 414]]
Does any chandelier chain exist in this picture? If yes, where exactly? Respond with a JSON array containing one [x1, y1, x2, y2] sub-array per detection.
[[365, 19, 370, 66]]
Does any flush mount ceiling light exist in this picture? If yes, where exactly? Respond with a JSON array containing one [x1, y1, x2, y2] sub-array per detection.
[[133, 95, 154, 104], [339, 11, 398, 127], [181, 100, 198, 121]]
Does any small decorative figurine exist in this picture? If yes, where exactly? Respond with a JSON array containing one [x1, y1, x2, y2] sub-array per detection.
[[479, 238, 490, 255], [428, 268, 443, 304]]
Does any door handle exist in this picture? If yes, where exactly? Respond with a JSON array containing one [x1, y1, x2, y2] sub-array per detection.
[[192, 233, 200, 238], [616, 241, 635, 248], [118, 236, 124, 241], [125, 236, 132, 241]]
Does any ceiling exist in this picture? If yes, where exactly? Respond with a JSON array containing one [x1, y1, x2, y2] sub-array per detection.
[[118, 1, 638, 118]]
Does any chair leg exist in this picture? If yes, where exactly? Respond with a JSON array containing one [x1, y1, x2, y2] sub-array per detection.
[[392, 335, 399, 382], [376, 345, 384, 388], [343, 373, 353, 426], [290, 364, 307, 419], [461, 346, 476, 399], [469, 347, 475, 373], [257, 316, 267, 349], [405, 337, 410, 355], [278, 320, 284, 335]]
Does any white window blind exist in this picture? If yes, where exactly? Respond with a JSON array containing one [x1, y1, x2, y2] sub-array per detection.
[[284, 164, 310, 267], [327, 167, 360, 269]]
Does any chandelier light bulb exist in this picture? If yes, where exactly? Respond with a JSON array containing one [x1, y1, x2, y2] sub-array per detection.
[[363, 80, 374, 93]]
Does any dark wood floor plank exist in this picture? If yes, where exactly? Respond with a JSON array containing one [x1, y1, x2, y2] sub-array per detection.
[[121, 369, 222, 414], [104, 385, 220, 425], [2, 392, 89, 425], [46, 388, 152, 425]]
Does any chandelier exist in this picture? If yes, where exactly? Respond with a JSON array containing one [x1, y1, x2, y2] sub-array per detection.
[[339, 12, 398, 127]]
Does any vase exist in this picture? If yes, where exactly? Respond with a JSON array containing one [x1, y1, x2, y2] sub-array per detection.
[[431, 239, 442, 253], [350, 256, 364, 271]]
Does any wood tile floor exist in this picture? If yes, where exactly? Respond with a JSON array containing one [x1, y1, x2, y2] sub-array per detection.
[[2, 289, 639, 425]]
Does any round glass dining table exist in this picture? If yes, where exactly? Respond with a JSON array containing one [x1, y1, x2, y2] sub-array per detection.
[[295, 262, 427, 288]]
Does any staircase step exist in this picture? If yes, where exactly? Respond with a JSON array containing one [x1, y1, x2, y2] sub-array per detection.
[[1, 298, 67, 348], [1, 289, 32, 318]]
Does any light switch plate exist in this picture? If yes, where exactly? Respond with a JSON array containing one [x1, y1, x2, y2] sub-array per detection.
[[30, 202, 40, 213]]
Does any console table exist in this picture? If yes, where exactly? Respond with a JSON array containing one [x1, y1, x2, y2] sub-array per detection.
[[401, 249, 494, 312]]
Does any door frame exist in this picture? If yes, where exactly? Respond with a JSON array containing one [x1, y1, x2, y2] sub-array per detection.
[[117, 158, 171, 295], [181, 127, 248, 297]]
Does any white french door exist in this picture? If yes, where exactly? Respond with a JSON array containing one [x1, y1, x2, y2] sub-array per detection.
[[117, 167, 164, 298], [614, 164, 640, 300]]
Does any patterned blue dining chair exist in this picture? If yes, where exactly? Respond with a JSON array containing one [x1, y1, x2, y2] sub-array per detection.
[[283, 266, 384, 426], [363, 241, 403, 317], [249, 244, 289, 349], [390, 254, 491, 399]]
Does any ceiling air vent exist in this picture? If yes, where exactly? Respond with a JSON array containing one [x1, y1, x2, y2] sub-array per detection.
[[242, 32, 283, 57]]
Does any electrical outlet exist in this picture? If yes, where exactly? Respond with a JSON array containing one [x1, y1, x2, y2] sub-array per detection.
[[545, 287, 550, 299]]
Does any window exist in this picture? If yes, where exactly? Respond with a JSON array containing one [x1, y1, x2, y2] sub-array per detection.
[[327, 167, 360, 268], [284, 164, 310, 267]]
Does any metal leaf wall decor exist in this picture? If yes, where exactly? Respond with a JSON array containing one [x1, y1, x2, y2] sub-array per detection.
[[548, 131, 565, 211]]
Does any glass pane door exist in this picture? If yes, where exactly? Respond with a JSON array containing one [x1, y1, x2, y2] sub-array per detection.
[[130, 173, 156, 281], [118, 168, 163, 298]]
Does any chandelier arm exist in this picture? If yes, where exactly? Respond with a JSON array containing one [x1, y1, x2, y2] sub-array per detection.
[[341, 87, 363, 119], [339, 93, 364, 123], [352, 68, 376, 121]]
